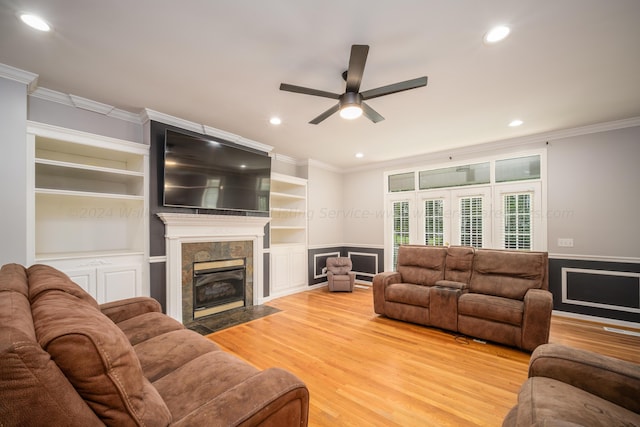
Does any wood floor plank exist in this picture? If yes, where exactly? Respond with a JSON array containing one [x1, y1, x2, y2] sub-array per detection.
[[207, 285, 640, 426]]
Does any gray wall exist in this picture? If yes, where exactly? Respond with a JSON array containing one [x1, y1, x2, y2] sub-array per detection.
[[0, 78, 28, 264], [307, 163, 344, 247], [547, 126, 640, 258]]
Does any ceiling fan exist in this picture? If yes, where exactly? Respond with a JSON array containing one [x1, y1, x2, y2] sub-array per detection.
[[280, 44, 428, 124]]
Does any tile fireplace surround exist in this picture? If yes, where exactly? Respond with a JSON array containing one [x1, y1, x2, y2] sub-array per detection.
[[157, 213, 271, 323]]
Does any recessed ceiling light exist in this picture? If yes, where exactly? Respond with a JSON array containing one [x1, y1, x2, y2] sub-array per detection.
[[484, 25, 510, 44], [509, 119, 523, 127], [269, 116, 282, 125], [355, 152, 364, 158], [19, 13, 51, 32]]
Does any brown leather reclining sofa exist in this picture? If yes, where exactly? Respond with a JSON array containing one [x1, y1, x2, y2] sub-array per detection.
[[0, 263, 309, 426], [373, 245, 552, 351]]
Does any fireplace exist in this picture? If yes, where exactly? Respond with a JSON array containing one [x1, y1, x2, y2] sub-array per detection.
[[193, 258, 246, 319], [157, 213, 270, 323]]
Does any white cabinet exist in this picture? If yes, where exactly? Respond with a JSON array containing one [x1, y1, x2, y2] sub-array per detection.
[[27, 122, 149, 302], [45, 257, 143, 304], [268, 173, 308, 297], [270, 244, 307, 298]]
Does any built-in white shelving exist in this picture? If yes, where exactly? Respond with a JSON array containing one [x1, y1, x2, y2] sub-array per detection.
[[27, 122, 149, 303]]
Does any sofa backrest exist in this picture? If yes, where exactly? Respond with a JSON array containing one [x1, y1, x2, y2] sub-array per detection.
[[0, 263, 103, 426], [396, 245, 447, 286], [469, 249, 549, 300], [444, 246, 475, 283], [27, 264, 172, 426]]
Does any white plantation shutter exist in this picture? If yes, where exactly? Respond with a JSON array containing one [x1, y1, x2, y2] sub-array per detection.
[[459, 196, 484, 248], [424, 199, 445, 246], [392, 200, 410, 268]]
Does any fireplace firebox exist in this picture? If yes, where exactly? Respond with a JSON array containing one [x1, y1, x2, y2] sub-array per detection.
[[193, 258, 246, 319]]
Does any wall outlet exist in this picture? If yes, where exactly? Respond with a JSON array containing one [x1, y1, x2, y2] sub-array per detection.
[[557, 238, 574, 247]]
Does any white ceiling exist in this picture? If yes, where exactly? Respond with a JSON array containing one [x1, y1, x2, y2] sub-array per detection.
[[1, 0, 639, 168]]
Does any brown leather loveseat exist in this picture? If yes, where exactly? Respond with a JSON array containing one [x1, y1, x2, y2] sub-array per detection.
[[0, 263, 309, 426], [373, 245, 552, 351]]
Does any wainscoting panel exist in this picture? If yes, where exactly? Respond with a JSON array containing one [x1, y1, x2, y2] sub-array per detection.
[[549, 257, 640, 323], [308, 246, 384, 286]]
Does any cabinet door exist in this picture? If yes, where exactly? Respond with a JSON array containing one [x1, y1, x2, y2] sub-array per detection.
[[65, 268, 98, 297], [271, 250, 291, 294], [97, 264, 142, 303], [290, 247, 308, 288]]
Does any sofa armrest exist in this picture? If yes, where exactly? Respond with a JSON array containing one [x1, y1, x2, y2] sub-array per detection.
[[100, 297, 162, 323], [529, 343, 640, 414], [521, 289, 553, 351], [171, 367, 309, 427], [372, 271, 402, 314]]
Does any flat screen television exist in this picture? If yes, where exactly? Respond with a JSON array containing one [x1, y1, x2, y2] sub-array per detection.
[[163, 129, 271, 212]]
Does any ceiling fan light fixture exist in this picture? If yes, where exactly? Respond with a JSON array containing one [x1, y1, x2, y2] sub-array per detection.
[[340, 105, 363, 120]]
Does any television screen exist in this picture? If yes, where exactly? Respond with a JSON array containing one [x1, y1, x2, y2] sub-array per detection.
[[163, 129, 271, 212]]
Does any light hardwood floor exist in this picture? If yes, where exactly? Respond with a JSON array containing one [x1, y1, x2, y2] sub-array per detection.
[[208, 285, 640, 427]]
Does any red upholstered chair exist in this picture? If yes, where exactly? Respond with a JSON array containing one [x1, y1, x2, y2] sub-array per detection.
[[326, 257, 355, 292]]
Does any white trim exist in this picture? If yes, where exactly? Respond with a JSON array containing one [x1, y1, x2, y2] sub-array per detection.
[[561, 267, 640, 314], [30, 87, 142, 124], [347, 251, 379, 278], [0, 63, 38, 92], [69, 94, 114, 115], [272, 153, 299, 165], [552, 310, 640, 330], [27, 121, 148, 155], [148, 256, 167, 263], [550, 253, 640, 264], [141, 109, 204, 133], [141, 108, 273, 153], [313, 251, 340, 278], [349, 117, 640, 173], [305, 158, 343, 173]]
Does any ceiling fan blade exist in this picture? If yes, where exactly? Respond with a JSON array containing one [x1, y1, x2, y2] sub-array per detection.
[[345, 45, 369, 93], [360, 76, 428, 100], [309, 103, 340, 125], [279, 83, 340, 99], [361, 102, 385, 123]]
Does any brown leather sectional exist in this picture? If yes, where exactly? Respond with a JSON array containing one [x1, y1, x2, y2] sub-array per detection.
[[373, 245, 552, 351], [0, 263, 309, 426]]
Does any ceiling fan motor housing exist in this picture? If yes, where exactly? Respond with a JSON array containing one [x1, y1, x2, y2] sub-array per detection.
[[340, 92, 363, 108]]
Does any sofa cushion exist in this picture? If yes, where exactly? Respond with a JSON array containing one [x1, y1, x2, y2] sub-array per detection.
[[134, 329, 222, 382], [27, 264, 99, 309], [515, 377, 640, 426], [458, 293, 524, 326], [153, 351, 260, 422], [396, 245, 447, 286], [0, 263, 29, 296], [469, 249, 546, 300], [115, 311, 185, 346], [32, 290, 172, 426], [385, 283, 430, 308]]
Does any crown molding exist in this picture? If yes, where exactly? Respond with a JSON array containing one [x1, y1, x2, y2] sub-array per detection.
[[304, 158, 343, 173], [347, 116, 640, 173], [0, 63, 39, 92], [30, 86, 141, 124], [142, 108, 273, 153], [271, 153, 298, 164]]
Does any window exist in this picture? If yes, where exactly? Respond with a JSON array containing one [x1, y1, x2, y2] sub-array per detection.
[[495, 155, 540, 182], [388, 172, 415, 192], [419, 162, 490, 189], [392, 200, 410, 268], [424, 199, 445, 246], [459, 196, 484, 248], [503, 193, 532, 250]]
